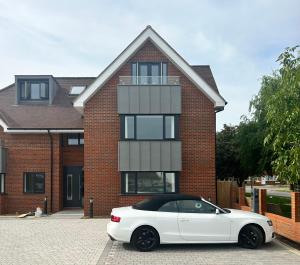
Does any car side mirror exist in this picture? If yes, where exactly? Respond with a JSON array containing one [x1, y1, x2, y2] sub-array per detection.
[[216, 209, 220, 215]]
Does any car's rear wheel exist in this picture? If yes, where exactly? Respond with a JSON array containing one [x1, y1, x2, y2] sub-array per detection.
[[238, 225, 264, 249], [131, 226, 159, 252]]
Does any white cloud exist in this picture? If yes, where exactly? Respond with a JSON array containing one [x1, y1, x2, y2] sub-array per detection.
[[0, 0, 299, 130]]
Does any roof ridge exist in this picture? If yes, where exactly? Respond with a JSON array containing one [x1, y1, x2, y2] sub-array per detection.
[[0, 83, 14, 93]]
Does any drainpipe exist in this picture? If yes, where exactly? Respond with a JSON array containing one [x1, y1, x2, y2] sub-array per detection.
[[215, 111, 218, 204], [47, 130, 53, 213]]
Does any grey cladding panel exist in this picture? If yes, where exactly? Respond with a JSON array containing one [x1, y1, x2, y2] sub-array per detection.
[[139, 86, 150, 113], [160, 86, 171, 113], [118, 141, 181, 171], [150, 142, 161, 170], [130, 142, 140, 170], [150, 86, 161, 113], [161, 142, 171, 171], [129, 86, 139, 113], [140, 142, 151, 171], [118, 142, 130, 171], [118, 85, 181, 114]]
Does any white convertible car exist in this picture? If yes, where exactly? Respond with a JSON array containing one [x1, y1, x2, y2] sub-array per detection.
[[107, 194, 274, 251]]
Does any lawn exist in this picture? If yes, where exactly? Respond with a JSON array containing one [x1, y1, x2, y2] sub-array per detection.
[[245, 192, 291, 218]]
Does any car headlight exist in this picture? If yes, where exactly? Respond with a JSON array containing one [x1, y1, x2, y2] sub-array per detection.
[[267, 220, 273, 226]]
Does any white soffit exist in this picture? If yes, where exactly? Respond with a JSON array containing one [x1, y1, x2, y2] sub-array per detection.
[[73, 26, 226, 109]]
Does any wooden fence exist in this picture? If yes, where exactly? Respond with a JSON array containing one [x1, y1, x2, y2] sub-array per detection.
[[217, 180, 239, 208]]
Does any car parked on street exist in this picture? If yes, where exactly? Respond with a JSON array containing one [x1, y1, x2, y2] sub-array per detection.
[[107, 194, 274, 251]]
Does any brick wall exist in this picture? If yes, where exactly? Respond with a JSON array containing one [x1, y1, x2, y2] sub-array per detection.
[[0, 128, 62, 214], [236, 187, 300, 243], [84, 40, 216, 216]]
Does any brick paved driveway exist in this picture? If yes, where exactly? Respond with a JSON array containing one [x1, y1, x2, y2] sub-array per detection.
[[0, 217, 299, 265], [0, 217, 108, 265]]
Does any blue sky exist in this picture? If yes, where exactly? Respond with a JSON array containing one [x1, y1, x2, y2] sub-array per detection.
[[0, 0, 299, 130]]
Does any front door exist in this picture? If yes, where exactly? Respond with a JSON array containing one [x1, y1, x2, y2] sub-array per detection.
[[63, 166, 83, 208]]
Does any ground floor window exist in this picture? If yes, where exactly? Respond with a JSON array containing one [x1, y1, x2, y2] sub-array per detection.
[[23, 172, 45, 194], [0, 173, 5, 194], [121, 172, 178, 194]]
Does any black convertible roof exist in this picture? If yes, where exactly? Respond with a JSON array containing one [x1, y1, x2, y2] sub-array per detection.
[[132, 194, 201, 211]]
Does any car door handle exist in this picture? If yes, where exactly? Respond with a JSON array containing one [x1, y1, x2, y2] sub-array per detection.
[[179, 219, 190, 222]]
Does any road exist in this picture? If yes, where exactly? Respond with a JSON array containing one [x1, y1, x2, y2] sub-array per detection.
[[245, 185, 291, 198]]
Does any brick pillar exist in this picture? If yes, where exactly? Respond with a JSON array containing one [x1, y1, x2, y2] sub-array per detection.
[[259, 189, 267, 215], [0, 194, 7, 215], [238, 187, 246, 206], [291, 192, 300, 222]]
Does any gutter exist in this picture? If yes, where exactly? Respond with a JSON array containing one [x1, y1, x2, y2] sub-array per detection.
[[6, 129, 84, 134], [47, 130, 53, 213]]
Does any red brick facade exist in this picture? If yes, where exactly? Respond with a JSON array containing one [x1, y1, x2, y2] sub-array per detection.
[[0, 40, 217, 216], [84, 40, 216, 216], [0, 128, 83, 214]]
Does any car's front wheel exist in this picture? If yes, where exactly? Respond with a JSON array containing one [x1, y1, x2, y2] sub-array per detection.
[[238, 225, 264, 249], [131, 226, 159, 252]]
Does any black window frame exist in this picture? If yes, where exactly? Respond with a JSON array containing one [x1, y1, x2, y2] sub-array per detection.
[[23, 172, 45, 194], [66, 133, 84, 146], [121, 171, 179, 195], [18, 79, 50, 101], [131, 62, 168, 85], [0, 173, 5, 194], [120, 114, 179, 141]]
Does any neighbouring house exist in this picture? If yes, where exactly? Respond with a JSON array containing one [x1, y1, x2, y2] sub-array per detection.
[[0, 26, 226, 216]]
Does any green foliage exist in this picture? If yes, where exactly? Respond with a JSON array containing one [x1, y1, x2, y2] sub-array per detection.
[[216, 125, 241, 180], [264, 46, 300, 185], [217, 46, 299, 186], [217, 120, 269, 185]]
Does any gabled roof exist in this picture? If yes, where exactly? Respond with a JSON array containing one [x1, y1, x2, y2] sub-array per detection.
[[74, 26, 226, 109], [0, 67, 221, 132]]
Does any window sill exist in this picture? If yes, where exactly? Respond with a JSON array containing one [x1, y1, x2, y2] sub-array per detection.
[[23, 192, 45, 195]]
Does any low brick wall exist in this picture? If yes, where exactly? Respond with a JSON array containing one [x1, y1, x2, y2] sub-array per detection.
[[236, 188, 300, 244], [265, 212, 300, 243]]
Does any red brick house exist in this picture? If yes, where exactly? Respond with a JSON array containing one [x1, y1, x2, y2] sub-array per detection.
[[0, 26, 226, 216]]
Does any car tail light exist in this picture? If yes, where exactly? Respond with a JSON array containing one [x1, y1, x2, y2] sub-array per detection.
[[111, 215, 121, 223]]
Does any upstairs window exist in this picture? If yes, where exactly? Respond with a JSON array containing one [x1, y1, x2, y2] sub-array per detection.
[[121, 115, 178, 140], [131, 62, 168, 85], [66, 133, 84, 146], [19, 80, 49, 101]]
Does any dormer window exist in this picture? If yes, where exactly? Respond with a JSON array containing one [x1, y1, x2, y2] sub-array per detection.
[[19, 80, 49, 101]]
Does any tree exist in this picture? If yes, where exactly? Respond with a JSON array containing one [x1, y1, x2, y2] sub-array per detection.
[[248, 74, 281, 176], [236, 118, 265, 177], [264, 46, 300, 188], [216, 125, 247, 186]]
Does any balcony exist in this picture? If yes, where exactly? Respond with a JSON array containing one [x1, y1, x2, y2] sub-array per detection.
[[117, 77, 181, 114], [119, 76, 180, 86]]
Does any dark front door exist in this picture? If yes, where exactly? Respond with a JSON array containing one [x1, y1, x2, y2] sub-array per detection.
[[63, 166, 83, 208]]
